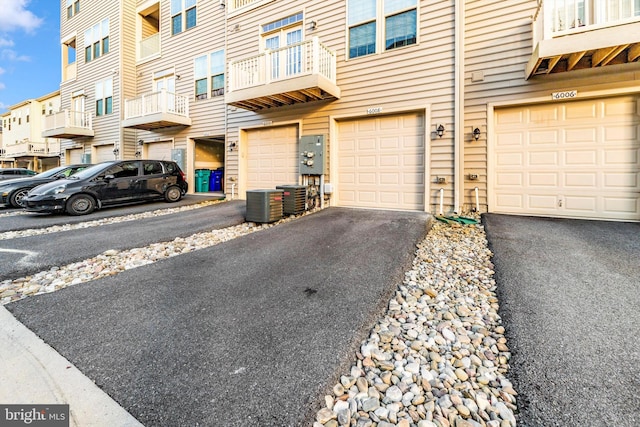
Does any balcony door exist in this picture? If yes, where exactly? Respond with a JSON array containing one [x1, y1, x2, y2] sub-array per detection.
[[155, 75, 176, 112], [264, 26, 302, 81], [72, 95, 86, 128]]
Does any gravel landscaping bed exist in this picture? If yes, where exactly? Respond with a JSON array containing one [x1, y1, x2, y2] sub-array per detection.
[[313, 221, 517, 427]]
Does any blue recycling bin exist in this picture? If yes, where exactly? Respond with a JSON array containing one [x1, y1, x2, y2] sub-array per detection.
[[209, 169, 223, 191]]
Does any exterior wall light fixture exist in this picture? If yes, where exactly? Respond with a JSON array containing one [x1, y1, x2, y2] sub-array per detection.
[[473, 127, 481, 141], [436, 124, 445, 138]]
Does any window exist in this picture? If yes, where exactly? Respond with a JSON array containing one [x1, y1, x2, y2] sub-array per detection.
[[194, 55, 207, 100], [95, 79, 113, 116], [171, 0, 197, 35], [193, 50, 225, 100], [347, 0, 417, 59], [210, 50, 225, 97], [84, 19, 109, 63], [67, 0, 80, 18], [143, 161, 163, 175], [103, 161, 139, 179]]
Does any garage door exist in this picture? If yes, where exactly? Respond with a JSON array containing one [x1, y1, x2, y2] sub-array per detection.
[[492, 96, 640, 221], [246, 125, 298, 191], [337, 113, 425, 211], [94, 145, 114, 163], [68, 148, 83, 164], [147, 141, 173, 161]]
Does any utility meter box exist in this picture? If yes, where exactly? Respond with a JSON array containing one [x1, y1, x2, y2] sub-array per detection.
[[300, 135, 326, 175], [171, 149, 186, 171], [81, 154, 91, 164]]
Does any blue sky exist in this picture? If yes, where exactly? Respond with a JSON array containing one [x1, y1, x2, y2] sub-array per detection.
[[0, 0, 60, 113]]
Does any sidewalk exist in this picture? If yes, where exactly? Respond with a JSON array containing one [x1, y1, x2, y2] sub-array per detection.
[[0, 306, 142, 427]]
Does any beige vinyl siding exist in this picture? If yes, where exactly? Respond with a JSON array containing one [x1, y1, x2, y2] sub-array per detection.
[[133, 0, 226, 191], [58, 0, 123, 158], [464, 0, 640, 214], [121, 1, 138, 159], [226, 0, 456, 212]]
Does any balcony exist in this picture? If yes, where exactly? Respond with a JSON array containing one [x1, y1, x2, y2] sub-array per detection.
[[227, 37, 340, 111], [3, 140, 60, 157], [228, 0, 263, 14], [42, 110, 94, 139], [138, 33, 160, 62], [526, 0, 640, 78], [122, 90, 191, 130]]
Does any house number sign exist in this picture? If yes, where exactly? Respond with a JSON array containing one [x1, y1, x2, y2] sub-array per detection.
[[551, 90, 577, 100], [367, 107, 383, 114]]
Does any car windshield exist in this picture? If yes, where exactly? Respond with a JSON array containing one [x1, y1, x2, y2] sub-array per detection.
[[32, 166, 70, 179], [67, 162, 117, 179]]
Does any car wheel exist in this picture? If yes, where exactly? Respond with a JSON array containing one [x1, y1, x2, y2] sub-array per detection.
[[66, 194, 96, 215], [9, 188, 30, 208], [164, 186, 182, 203]]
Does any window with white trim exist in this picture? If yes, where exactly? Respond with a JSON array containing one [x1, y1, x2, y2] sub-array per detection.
[[67, 0, 80, 19], [194, 50, 225, 100], [347, 0, 417, 59], [95, 79, 113, 116], [171, 0, 197, 36], [84, 19, 109, 63]]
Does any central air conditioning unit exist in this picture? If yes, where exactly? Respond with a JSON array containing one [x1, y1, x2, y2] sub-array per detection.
[[276, 184, 307, 215], [245, 189, 284, 223]]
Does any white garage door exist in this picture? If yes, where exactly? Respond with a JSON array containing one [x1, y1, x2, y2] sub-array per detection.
[[147, 141, 173, 160], [337, 113, 425, 211], [492, 96, 640, 221], [246, 125, 298, 191], [68, 148, 83, 164], [94, 145, 114, 163]]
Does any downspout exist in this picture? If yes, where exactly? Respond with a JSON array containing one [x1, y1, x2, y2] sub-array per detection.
[[454, 0, 465, 213], [223, 3, 230, 198]]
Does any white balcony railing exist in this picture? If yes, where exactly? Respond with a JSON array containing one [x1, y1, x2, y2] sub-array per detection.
[[43, 110, 93, 132], [63, 62, 77, 81], [139, 33, 160, 61], [534, 0, 640, 41], [228, 0, 261, 13], [229, 37, 337, 92], [124, 90, 189, 120], [3, 141, 53, 157]]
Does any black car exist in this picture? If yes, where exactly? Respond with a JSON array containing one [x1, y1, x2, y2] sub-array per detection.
[[0, 168, 37, 180], [0, 164, 91, 208], [24, 160, 188, 215]]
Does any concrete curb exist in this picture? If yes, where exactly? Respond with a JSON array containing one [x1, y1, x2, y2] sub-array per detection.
[[0, 306, 143, 427]]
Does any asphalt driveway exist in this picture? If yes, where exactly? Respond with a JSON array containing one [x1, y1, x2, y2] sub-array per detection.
[[483, 214, 640, 427], [0, 199, 245, 281], [6, 208, 430, 426]]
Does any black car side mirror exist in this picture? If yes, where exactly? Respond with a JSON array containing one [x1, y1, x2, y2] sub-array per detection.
[[104, 174, 115, 181]]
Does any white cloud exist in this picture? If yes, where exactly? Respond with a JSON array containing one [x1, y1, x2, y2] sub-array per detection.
[[0, 83, 6, 90], [0, 0, 43, 33], [0, 38, 15, 48], [0, 67, 5, 75], [1, 49, 30, 62]]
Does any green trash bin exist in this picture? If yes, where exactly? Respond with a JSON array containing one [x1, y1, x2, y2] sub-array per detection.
[[195, 169, 211, 192]]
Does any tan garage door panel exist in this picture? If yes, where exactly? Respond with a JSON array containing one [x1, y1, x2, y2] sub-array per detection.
[[147, 142, 173, 161], [94, 145, 114, 163], [492, 96, 640, 221], [246, 125, 298, 191], [337, 113, 425, 211], [68, 148, 83, 164]]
